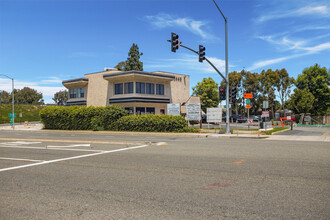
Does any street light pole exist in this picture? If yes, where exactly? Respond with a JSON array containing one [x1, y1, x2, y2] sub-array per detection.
[[212, 0, 230, 134], [0, 74, 15, 130]]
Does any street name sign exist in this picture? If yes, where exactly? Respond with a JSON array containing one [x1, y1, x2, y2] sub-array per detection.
[[167, 103, 180, 116], [206, 107, 222, 123], [186, 103, 201, 121], [244, 93, 253, 99], [246, 99, 251, 105], [8, 113, 16, 118]]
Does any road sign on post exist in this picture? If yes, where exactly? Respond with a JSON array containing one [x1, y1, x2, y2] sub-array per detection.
[[186, 103, 201, 121], [8, 113, 16, 118], [246, 104, 251, 109], [262, 111, 269, 118], [263, 101, 269, 109], [167, 103, 181, 116], [206, 107, 222, 123], [244, 93, 253, 99]]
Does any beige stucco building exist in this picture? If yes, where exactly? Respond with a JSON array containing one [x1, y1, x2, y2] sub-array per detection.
[[62, 68, 191, 115]]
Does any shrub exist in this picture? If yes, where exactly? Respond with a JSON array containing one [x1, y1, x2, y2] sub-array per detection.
[[114, 115, 187, 132], [39, 105, 127, 130]]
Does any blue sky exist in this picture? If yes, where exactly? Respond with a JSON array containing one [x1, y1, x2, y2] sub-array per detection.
[[1, 0, 329, 104]]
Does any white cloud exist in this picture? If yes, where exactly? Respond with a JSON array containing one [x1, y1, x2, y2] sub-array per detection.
[[303, 42, 330, 53], [247, 41, 330, 71], [247, 56, 291, 71], [144, 53, 233, 81], [257, 5, 330, 22], [144, 13, 216, 40], [40, 77, 63, 84]]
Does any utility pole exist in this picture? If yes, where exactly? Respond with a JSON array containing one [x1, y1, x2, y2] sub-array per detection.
[[212, 0, 230, 134], [0, 74, 15, 130]]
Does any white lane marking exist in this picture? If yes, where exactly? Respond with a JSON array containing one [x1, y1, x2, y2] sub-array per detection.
[[0, 157, 44, 162], [46, 144, 91, 148], [0, 145, 103, 152], [0, 145, 148, 172], [0, 141, 42, 146]]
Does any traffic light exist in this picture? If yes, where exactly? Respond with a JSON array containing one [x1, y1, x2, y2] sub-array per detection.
[[219, 87, 226, 100], [171, 32, 179, 52], [231, 86, 237, 101], [199, 45, 205, 62]]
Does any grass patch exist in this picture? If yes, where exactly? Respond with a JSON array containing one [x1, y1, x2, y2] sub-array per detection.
[[264, 127, 289, 135], [0, 104, 45, 124]]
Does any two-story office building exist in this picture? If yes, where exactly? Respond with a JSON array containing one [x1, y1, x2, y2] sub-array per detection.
[[62, 68, 190, 115]]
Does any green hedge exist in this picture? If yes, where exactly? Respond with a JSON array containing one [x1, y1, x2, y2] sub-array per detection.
[[39, 105, 127, 130], [114, 115, 187, 132], [40, 106, 190, 132]]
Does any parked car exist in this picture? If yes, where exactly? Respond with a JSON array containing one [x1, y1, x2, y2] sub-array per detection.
[[202, 114, 207, 123], [249, 115, 261, 122], [230, 114, 246, 123]]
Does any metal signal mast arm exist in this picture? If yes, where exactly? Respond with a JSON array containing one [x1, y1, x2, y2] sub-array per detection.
[[168, 41, 227, 83]]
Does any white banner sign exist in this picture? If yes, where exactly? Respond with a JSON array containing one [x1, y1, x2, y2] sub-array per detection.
[[206, 107, 222, 123], [186, 103, 201, 121], [167, 103, 181, 116]]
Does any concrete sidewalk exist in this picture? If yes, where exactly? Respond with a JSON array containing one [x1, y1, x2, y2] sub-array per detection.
[[0, 123, 43, 131], [0, 123, 328, 142]]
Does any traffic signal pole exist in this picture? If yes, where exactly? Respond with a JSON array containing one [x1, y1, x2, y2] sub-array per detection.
[[168, 30, 230, 133], [212, 0, 230, 134]]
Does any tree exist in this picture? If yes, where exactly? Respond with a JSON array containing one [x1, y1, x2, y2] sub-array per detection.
[[286, 89, 315, 114], [53, 90, 68, 106], [124, 43, 143, 71], [275, 68, 295, 110], [242, 71, 260, 114], [259, 69, 279, 118], [294, 64, 330, 115], [192, 77, 219, 113], [10, 87, 44, 104], [220, 71, 243, 114], [114, 61, 126, 71], [0, 90, 10, 104]]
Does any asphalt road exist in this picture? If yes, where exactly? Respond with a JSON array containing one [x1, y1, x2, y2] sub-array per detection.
[[274, 125, 330, 136], [0, 131, 329, 219]]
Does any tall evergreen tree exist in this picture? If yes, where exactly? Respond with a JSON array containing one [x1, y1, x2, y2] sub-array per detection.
[[114, 61, 126, 71], [124, 43, 143, 71]]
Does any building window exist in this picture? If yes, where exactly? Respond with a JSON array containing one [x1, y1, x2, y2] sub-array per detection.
[[115, 83, 123, 95], [136, 107, 145, 115], [124, 82, 133, 94], [70, 88, 77, 98], [146, 107, 155, 114], [125, 107, 134, 115], [160, 109, 165, 115], [146, 83, 154, 94], [156, 84, 164, 95], [136, 82, 145, 94], [78, 88, 84, 98]]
